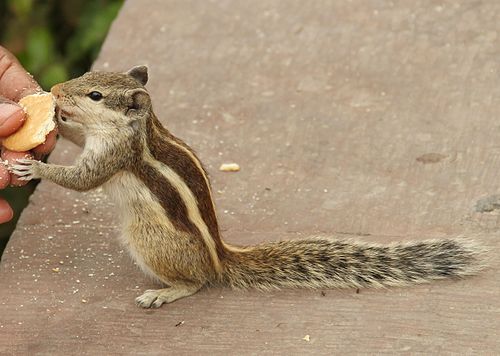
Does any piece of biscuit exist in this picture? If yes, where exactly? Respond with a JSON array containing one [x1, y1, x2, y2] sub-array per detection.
[[3, 92, 56, 152], [219, 163, 240, 172]]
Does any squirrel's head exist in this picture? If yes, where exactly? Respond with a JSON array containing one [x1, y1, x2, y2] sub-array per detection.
[[51, 66, 151, 146]]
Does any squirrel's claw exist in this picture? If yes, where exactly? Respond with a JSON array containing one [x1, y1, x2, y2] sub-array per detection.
[[11, 164, 31, 173], [13, 158, 35, 165], [10, 159, 39, 181]]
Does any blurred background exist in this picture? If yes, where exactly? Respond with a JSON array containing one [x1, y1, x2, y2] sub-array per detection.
[[0, 0, 124, 255]]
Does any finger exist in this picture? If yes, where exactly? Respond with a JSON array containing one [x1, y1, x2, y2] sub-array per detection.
[[1, 148, 33, 164], [32, 127, 58, 156], [0, 162, 10, 189], [0, 46, 40, 101], [0, 100, 26, 137], [0, 198, 14, 223], [10, 173, 30, 187], [1, 149, 33, 187]]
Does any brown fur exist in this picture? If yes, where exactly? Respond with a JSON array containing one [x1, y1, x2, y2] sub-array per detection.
[[221, 238, 485, 290], [145, 114, 228, 259], [11, 66, 486, 309], [132, 159, 201, 234]]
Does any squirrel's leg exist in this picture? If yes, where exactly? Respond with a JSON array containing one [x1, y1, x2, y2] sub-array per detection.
[[10, 154, 121, 191], [135, 283, 201, 308]]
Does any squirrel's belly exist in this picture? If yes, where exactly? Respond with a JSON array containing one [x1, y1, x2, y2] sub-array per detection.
[[102, 171, 174, 225], [102, 171, 146, 210], [102, 171, 204, 284]]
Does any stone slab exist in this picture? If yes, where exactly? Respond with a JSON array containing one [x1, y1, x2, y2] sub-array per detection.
[[1, 1, 499, 354]]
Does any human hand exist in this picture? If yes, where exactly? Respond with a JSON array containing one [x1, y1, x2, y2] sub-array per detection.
[[0, 46, 57, 223]]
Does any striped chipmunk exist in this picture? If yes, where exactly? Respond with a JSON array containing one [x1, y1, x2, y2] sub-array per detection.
[[12, 66, 485, 308]]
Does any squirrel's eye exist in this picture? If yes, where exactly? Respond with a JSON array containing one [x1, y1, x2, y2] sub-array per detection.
[[87, 91, 103, 101]]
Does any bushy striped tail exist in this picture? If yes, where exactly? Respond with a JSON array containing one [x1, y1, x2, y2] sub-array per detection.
[[221, 237, 485, 290]]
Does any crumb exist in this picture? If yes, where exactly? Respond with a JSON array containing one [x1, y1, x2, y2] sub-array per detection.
[[219, 163, 240, 172]]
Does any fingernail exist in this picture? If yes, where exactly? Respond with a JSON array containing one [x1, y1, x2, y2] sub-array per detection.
[[0, 104, 23, 126]]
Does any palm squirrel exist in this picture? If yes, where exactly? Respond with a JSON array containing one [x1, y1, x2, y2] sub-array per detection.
[[11, 66, 485, 308]]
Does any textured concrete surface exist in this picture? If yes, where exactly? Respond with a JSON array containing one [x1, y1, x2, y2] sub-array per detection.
[[1, 0, 500, 354]]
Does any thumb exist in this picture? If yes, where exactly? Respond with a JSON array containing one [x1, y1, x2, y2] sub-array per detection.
[[0, 97, 26, 137], [0, 197, 14, 223]]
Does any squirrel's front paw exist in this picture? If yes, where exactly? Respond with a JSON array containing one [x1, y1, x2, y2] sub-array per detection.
[[10, 158, 42, 181]]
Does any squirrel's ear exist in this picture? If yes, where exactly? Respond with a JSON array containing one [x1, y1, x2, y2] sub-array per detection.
[[126, 65, 148, 86], [126, 88, 150, 117]]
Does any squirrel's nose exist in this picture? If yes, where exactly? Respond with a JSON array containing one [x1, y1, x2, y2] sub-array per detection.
[[50, 84, 62, 98]]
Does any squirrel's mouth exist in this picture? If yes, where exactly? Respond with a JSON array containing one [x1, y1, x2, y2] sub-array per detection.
[[55, 106, 73, 123]]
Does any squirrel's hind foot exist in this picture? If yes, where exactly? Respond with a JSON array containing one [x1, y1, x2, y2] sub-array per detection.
[[135, 284, 200, 308]]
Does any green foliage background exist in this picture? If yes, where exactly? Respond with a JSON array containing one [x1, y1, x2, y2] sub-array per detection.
[[0, 0, 123, 255]]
